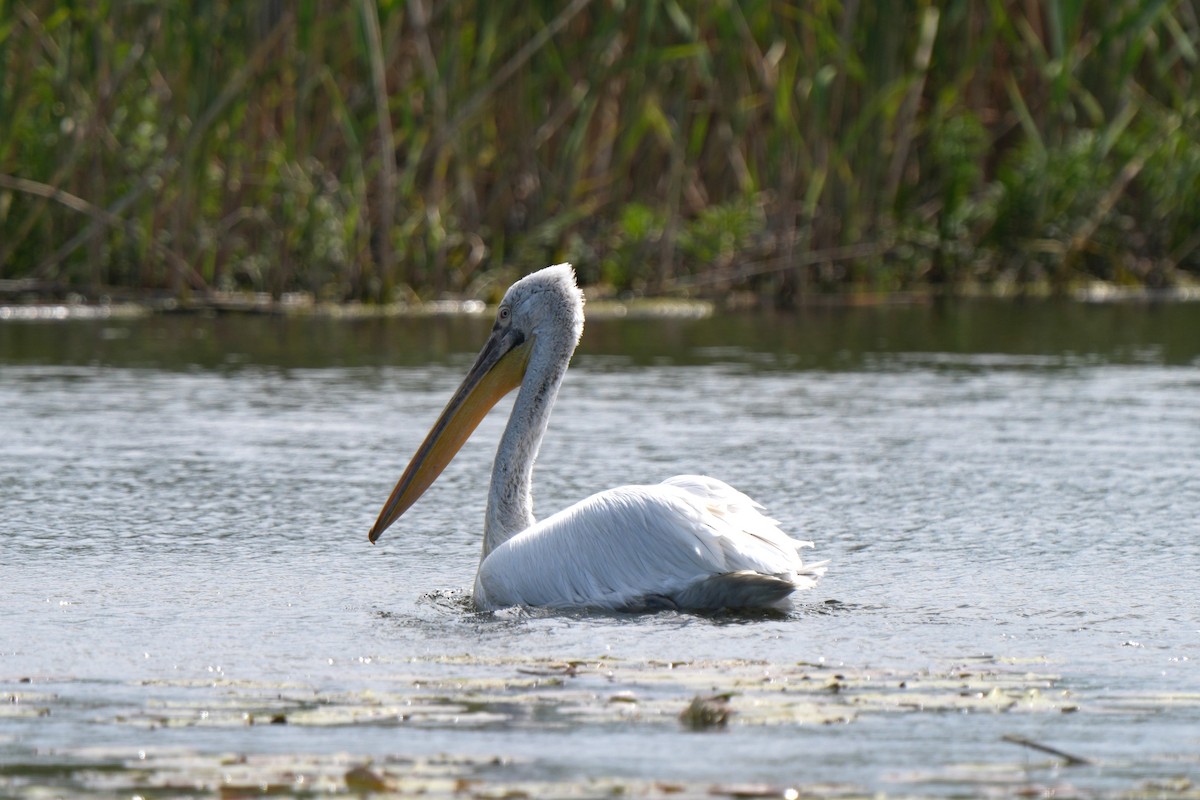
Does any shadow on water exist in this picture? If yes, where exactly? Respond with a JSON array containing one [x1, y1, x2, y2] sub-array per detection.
[[386, 590, 871, 630]]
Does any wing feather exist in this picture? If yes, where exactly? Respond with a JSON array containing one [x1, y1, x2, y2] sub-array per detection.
[[474, 475, 824, 610]]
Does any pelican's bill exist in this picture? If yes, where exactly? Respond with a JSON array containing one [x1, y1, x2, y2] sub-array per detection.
[[369, 329, 534, 542]]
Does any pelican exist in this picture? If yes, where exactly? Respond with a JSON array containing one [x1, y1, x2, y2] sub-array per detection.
[[369, 264, 825, 611]]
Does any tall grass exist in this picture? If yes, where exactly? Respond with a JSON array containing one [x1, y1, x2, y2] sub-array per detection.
[[0, 0, 1197, 304]]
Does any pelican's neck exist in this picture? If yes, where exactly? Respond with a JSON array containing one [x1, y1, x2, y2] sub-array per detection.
[[482, 333, 573, 557]]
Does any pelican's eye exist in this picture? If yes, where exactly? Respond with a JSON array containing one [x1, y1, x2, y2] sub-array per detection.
[[497, 306, 511, 324]]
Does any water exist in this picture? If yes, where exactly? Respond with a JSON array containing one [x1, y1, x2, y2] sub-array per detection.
[[2, 301, 1199, 797]]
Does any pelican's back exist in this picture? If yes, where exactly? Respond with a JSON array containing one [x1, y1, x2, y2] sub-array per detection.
[[473, 475, 824, 611]]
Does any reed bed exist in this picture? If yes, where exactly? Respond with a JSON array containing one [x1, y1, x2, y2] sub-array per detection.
[[1, 0, 1197, 304]]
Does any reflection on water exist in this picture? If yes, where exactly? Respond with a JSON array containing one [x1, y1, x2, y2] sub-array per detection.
[[1, 301, 1198, 796], [2, 297, 1200, 370]]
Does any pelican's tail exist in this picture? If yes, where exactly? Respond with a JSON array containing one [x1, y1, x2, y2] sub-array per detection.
[[673, 570, 797, 610], [617, 570, 800, 612]]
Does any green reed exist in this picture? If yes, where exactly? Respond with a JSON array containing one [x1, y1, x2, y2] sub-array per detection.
[[0, 0, 1196, 304]]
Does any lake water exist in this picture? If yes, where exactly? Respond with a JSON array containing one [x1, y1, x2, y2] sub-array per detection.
[[1, 300, 1198, 797]]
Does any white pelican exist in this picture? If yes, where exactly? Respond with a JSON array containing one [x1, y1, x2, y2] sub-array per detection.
[[369, 264, 825, 611]]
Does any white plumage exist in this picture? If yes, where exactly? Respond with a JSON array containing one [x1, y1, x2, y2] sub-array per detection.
[[369, 264, 825, 612]]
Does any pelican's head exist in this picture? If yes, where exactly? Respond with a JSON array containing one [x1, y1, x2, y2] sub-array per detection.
[[368, 264, 583, 543], [498, 262, 585, 349]]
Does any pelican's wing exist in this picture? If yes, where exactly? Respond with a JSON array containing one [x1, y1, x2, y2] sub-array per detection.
[[473, 475, 825, 611]]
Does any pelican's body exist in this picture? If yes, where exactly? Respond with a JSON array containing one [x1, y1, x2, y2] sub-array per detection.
[[370, 264, 824, 611]]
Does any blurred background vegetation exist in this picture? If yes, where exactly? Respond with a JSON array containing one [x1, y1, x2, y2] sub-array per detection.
[[1, 0, 1197, 306]]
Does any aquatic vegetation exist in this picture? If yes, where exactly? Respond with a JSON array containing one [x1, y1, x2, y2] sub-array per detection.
[[3, 654, 1199, 797], [0, 2, 1197, 303]]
